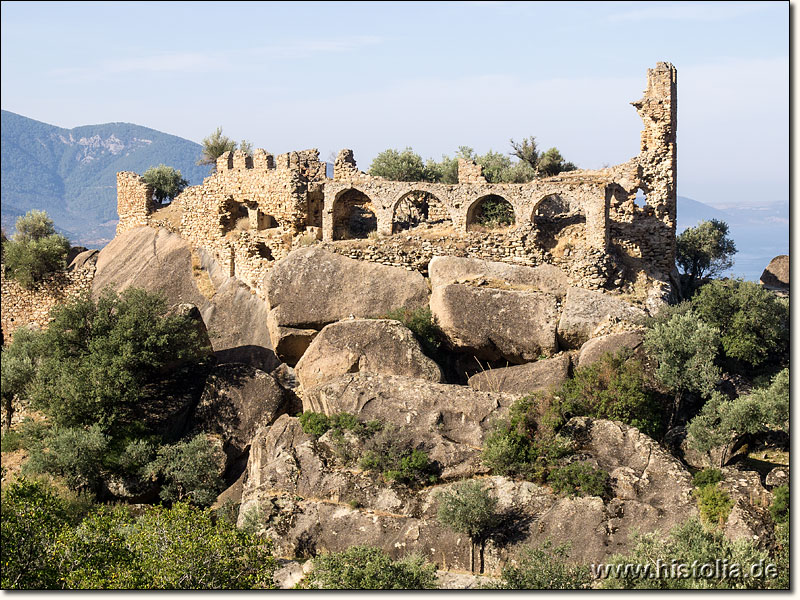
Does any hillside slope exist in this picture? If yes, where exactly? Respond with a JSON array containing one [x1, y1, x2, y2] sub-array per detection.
[[1, 110, 209, 246]]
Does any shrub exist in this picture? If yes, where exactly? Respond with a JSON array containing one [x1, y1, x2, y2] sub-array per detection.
[[686, 369, 789, 456], [2, 210, 70, 288], [547, 462, 611, 499], [1, 326, 42, 427], [382, 306, 443, 357], [602, 518, 773, 589], [643, 309, 720, 400], [547, 351, 665, 438], [769, 485, 788, 524], [693, 484, 733, 526], [23, 425, 110, 495], [491, 541, 590, 589], [22, 287, 210, 432], [360, 425, 437, 486], [1, 478, 72, 589], [147, 434, 226, 507], [692, 468, 724, 488], [691, 279, 788, 371], [474, 195, 515, 227], [308, 545, 437, 589], [299, 411, 332, 436], [675, 220, 736, 295], [437, 480, 501, 573]]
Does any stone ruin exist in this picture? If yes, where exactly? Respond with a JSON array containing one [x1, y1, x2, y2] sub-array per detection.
[[115, 62, 678, 300]]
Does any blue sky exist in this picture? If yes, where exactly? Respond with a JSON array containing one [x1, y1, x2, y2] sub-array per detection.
[[0, 1, 789, 207]]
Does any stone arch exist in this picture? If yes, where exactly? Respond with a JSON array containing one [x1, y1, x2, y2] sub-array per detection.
[[466, 194, 516, 230], [532, 193, 586, 253], [332, 188, 378, 240], [391, 189, 450, 232]]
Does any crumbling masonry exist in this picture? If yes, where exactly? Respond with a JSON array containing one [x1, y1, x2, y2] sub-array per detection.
[[116, 63, 678, 297]]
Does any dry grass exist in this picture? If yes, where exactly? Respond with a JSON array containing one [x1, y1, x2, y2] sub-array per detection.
[[190, 249, 216, 300], [235, 216, 250, 231], [150, 200, 184, 230]]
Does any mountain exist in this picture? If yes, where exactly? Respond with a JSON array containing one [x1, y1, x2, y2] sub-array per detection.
[[1, 110, 209, 246], [677, 196, 789, 283]]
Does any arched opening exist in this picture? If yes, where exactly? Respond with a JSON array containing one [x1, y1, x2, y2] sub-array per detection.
[[634, 188, 649, 209], [466, 195, 515, 230], [532, 194, 585, 254], [392, 191, 448, 232], [332, 188, 377, 240]]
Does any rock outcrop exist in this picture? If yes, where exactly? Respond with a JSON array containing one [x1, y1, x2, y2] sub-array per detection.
[[295, 319, 442, 390], [577, 331, 644, 368], [557, 287, 646, 349], [760, 255, 789, 290], [431, 283, 560, 363], [429, 255, 570, 297], [467, 354, 570, 395]]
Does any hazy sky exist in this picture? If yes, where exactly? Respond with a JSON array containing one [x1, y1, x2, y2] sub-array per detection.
[[0, 1, 788, 206]]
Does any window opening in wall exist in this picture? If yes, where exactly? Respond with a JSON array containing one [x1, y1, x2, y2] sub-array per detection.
[[634, 189, 649, 208], [393, 191, 448, 233], [467, 195, 515, 230]]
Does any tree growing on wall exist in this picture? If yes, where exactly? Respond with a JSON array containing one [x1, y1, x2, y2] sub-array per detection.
[[141, 165, 188, 204], [2, 211, 70, 288], [197, 127, 237, 171]]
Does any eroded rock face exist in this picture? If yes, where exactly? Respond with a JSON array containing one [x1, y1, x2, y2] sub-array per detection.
[[302, 374, 515, 479], [431, 283, 559, 363], [428, 255, 570, 297], [67, 248, 99, 271], [557, 287, 645, 349], [295, 319, 442, 390], [262, 246, 429, 331], [92, 226, 279, 372], [765, 466, 789, 488], [467, 354, 570, 395], [187, 363, 289, 465], [577, 331, 644, 368], [760, 255, 789, 290]]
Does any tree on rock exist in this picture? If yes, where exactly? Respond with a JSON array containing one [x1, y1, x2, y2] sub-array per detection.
[[437, 480, 501, 573], [2, 210, 70, 288], [142, 164, 188, 204], [676, 220, 737, 295]]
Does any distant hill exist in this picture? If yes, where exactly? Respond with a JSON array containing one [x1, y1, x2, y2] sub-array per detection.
[[1, 110, 209, 246]]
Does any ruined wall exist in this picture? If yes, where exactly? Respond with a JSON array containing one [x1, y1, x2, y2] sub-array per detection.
[[117, 172, 155, 235], [1, 261, 97, 344]]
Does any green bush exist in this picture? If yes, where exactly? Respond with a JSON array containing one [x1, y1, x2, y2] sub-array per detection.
[[691, 279, 788, 371], [491, 541, 590, 589], [547, 462, 611, 499], [675, 220, 737, 295], [24, 425, 111, 495], [368, 148, 432, 182], [308, 545, 437, 589], [692, 468, 724, 488], [547, 351, 665, 438], [1, 477, 72, 589], [473, 195, 515, 227], [2, 210, 70, 288], [687, 369, 789, 455], [602, 518, 774, 589], [643, 309, 720, 400], [382, 306, 443, 357], [769, 484, 788, 524], [693, 484, 733, 526], [147, 434, 226, 507], [19, 287, 210, 432], [1, 326, 42, 427], [299, 411, 332, 436], [360, 425, 437, 486], [1, 429, 24, 452]]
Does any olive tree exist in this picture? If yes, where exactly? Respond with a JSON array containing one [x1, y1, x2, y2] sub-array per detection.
[[676, 220, 737, 295], [2, 210, 70, 288], [141, 165, 188, 204]]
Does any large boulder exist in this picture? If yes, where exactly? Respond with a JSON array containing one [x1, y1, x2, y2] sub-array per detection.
[[302, 374, 516, 478], [187, 363, 289, 465], [67, 248, 99, 271], [92, 226, 279, 372], [760, 255, 789, 290], [557, 287, 645, 349], [262, 246, 429, 331], [467, 354, 570, 395], [428, 255, 570, 297], [430, 284, 559, 363], [295, 319, 442, 390], [577, 331, 644, 368]]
